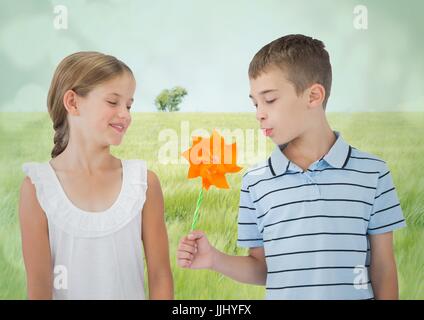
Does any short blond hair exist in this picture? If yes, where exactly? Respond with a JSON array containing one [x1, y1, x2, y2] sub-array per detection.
[[249, 34, 332, 109]]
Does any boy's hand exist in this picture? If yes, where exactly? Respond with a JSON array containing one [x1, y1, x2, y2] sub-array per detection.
[[177, 231, 216, 269]]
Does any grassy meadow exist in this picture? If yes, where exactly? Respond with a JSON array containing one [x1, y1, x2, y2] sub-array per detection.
[[0, 112, 423, 299]]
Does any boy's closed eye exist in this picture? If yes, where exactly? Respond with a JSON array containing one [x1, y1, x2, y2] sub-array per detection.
[[265, 98, 277, 104], [263, 93, 279, 104], [251, 98, 278, 108]]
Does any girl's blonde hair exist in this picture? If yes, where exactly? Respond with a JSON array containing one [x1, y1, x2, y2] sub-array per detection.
[[47, 51, 133, 158]]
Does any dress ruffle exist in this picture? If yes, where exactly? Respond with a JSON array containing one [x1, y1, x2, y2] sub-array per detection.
[[22, 160, 148, 238]]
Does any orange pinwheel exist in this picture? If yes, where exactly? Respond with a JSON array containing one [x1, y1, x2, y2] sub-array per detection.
[[182, 129, 242, 230], [182, 129, 242, 190]]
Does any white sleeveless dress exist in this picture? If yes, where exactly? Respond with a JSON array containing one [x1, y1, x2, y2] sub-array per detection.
[[22, 159, 148, 300]]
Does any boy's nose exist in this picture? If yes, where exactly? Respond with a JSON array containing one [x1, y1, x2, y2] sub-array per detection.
[[256, 109, 267, 122]]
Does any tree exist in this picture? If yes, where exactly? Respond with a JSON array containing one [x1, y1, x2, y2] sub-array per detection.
[[155, 86, 188, 112]]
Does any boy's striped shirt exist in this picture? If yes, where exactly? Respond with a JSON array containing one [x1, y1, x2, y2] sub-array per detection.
[[237, 132, 406, 300]]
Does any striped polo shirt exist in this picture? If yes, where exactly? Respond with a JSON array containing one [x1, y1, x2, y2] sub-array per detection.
[[237, 131, 406, 300]]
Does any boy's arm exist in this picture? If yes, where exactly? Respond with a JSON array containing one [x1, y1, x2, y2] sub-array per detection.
[[213, 245, 267, 285], [369, 232, 399, 299], [177, 231, 267, 285]]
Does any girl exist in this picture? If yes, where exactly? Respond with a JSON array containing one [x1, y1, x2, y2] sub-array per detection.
[[18, 52, 173, 299]]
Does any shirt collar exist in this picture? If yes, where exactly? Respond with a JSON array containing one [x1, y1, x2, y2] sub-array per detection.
[[268, 131, 352, 176]]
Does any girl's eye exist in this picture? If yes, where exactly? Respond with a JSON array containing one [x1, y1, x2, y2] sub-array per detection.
[[107, 101, 118, 105], [266, 99, 276, 104]]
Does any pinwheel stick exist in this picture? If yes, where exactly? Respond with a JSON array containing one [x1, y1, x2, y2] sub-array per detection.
[[190, 188, 204, 231]]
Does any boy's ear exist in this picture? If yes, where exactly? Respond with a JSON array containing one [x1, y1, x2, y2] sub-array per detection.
[[307, 83, 325, 109], [63, 90, 80, 116]]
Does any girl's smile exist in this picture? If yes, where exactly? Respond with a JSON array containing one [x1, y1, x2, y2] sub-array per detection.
[[109, 123, 126, 134]]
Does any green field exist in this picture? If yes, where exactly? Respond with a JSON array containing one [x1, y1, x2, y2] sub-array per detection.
[[0, 112, 423, 299]]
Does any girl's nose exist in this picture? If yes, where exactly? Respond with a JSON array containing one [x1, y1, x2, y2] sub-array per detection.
[[118, 105, 131, 119]]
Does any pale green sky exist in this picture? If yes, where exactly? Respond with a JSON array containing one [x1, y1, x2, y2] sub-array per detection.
[[0, 0, 423, 112]]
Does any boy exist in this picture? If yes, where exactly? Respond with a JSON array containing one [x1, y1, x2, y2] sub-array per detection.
[[177, 34, 406, 299]]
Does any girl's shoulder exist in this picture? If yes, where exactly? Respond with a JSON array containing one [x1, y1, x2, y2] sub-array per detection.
[[22, 161, 51, 186], [20, 162, 52, 223], [19, 174, 43, 212], [122, 159, 149, 186], [120, 160, 165, 194]]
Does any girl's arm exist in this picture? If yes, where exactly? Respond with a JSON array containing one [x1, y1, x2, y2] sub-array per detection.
[[142, 170, 174, 299], [18, 177, 53, 300], [369, 232, 399, 299]]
